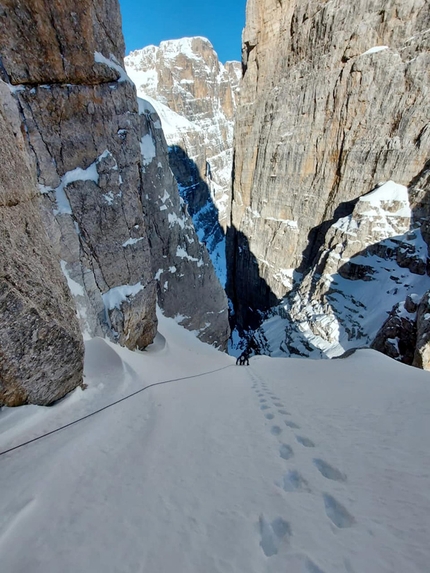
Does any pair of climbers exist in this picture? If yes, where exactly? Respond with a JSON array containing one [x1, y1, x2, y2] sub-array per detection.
[[236, 332, 260, 366], [236, 351, 250, 366]]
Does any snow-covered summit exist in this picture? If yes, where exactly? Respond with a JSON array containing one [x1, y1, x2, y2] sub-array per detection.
[[125, 36, 240, 120], [127, 36, 222, 72], [142, 36, 216, 61], [125, 38, 242, 287]]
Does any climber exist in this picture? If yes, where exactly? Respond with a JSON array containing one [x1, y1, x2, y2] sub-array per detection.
[[236, 351, 250, 366]]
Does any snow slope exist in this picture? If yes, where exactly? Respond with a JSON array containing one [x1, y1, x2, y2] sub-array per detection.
[[0, 312, 429, 572]]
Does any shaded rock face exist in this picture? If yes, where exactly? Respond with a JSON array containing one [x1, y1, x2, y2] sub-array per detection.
[[0, 0, 158, 352], [230, 0, 430, 365], [138, 99, 230, 349], [256, 179, 430, 363], [0, 81, 84, 406], [371, 287, 430, 369], [412, 291, 430, 369], [125, 38, 241, 284], [371, 304, 417, 365]]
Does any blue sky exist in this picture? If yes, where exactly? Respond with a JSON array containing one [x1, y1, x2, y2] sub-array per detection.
[[118, 0, 247, 63]]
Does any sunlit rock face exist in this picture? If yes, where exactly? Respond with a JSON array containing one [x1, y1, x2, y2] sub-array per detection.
[[125, 37, 241, 285], [0, 1, 232, 405], [0, 0, 158, 353], [229, 0, 430, 365]]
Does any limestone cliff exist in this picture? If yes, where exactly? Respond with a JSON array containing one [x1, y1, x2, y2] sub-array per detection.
[[230, 0, 430, 365], [0, 80, 84, 406], [0, 1, 230, 405], [125, 38, 241, 284], [139, 99, 230, 348]]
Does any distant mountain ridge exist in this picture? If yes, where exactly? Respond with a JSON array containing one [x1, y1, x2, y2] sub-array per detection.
[[125, 37, 241, 286]]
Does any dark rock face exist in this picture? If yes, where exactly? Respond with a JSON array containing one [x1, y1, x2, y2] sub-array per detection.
[[0, 81, 84, 406], [413, 291, 430, 369], [371, 304, 417, 365]]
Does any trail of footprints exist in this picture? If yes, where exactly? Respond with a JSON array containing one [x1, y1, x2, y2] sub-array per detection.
[[250, 371, 355, 565]]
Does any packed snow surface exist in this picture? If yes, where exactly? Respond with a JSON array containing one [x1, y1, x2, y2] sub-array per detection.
[[0, 312, 429, 572]]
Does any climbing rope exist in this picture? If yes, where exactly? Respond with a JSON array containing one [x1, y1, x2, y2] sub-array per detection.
[[0, 364, 235, 458]]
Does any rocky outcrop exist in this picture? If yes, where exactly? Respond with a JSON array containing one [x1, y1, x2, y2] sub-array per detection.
[[0, 80, 84, 406], [229, 0, 430, 365], [138, 99, 230, 348], [371, 303, 417, 365], [125, 38, 241, 284]]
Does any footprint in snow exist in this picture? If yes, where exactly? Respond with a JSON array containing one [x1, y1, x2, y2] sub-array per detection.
[[279, 444, 294, 460], [260, 404, 270, 411], [323, 494, 355, 528], [259, 398, 267, 403], [282, 470, 311, 492], [265, 412, 275, 420], [278, 409, 291, 415], [296, 435, 315, 448], [271, 425, 282, 436], [306, 558, 327, 573], [273, 402, 284, 408], [284, 420, 300, 429], [313, 459, 346, 482], [259, 515, 291, 557]]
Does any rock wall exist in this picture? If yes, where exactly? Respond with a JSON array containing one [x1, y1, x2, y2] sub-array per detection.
[[230, 0, 430, 364], [138, 99, 230, 348], [0, 80, 84, 406], [0, 1, 230, 404], [0, 0, 158, 351], [230, 0, 429, 306]]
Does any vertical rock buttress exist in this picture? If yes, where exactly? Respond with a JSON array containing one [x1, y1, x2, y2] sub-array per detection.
[[0, 0, 230, 406], [0, 80, 84, 406], [229, 0, 429, 353], [0, 0, 158, 358]]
